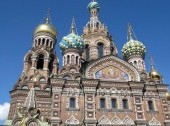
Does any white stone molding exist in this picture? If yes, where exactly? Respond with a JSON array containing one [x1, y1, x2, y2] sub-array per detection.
[[65, 115, 79, 125], [98, 115, 111, 124], [149, 117, 161, 125], [123, 116, 135, 125], [111, 115, 123, 125]]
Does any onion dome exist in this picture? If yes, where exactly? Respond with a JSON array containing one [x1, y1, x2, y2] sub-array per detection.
[[59, 18, 84, 52], [87, 0, 100, 12], [166, 92, 170, 101], [34, 16, 57, 37], [149, 56, 161, 80], [149, 69, 161, 80], [122, 24, 146, 60]]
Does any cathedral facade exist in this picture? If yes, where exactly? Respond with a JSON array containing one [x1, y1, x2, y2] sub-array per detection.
[[5, 1, 170, 126]]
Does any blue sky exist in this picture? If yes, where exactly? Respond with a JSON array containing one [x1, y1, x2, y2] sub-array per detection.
[[0, 0, 170, 124]]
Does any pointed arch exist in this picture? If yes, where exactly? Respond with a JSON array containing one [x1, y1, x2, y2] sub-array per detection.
[[65, 115, 79, 125], [149, 117, 161, 125], [98, 115, 111, 124], [111, 115, 123, 125], [123, 116, 134, 125]]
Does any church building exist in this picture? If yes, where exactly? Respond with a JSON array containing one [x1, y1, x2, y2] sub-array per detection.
[[5, 1, 170, 126]]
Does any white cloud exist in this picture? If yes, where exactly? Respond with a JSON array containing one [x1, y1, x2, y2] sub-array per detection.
[[0, 103, 10, 120]]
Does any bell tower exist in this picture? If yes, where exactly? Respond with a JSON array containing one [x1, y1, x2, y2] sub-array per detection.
[[7, 13, 59, 120], [21, 13, 58, 84], [82, 0, 117, 61]]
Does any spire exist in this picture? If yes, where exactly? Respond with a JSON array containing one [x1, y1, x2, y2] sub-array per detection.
[[45, 8, 51, 24], [127, 24, 137, 41], [23, 83, 36, 109], [149, 55, 155, 71], [70, 17, 76, 34]]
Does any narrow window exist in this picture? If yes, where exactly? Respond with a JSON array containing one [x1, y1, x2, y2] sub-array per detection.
[[46, 39, 49, 46], [122, 99, 128, 109], [134, 61, 137, 68], [67, 55, 70, 64], [42, 38, 45, 45], [76, 56, 78, 65], [100, 98, 105, 108], [97, 43, 104, 58], [38, 38, 41, 45], [70, 97, 75, 108], [111, 99, 117, 109], [85, 44, 89, 61], [148, 101, 154, 111], [37, 54, 44, 69]]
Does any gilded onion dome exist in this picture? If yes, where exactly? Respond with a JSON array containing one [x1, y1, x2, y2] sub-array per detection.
[[87, 0, 100, 12], [149, 69, 161, 80], [59, 18, 84, 52], [166, 92, 170, 101], [149, 56, 161, 80], [122, 24, 146, 60], [34, 16, 57, 37]]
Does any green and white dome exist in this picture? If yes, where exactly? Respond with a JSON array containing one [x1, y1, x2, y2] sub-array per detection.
[[59, 33, 84, 51], [87, 1, 100, 12], [59, 18, 84, 52], [122, 38, 146, 60]]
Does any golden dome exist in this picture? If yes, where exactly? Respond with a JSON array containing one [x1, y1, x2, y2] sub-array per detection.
[[149, 69, 161, 80], [34, 23, 57, 37], [166, 92, 170, 101]]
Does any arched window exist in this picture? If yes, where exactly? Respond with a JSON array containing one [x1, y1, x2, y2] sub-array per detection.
[[96, 22, 99, 29], [97, 43, 104, 58], [38, 38, 41, 45], [67, 55, 70, 64], [37, 54, 44, 69], [111, 98, 117, 109], [42, 38, 45, 46], [122, 99, 128, 109], [134, 61, 137, 68], [46, 39, 49, 46], [70, 97, 76, 108], [100, 98, 105, 108], [50, 41, 53, 48], [85, 44, 89, 61], [48, 55, 54, 73], [148, 101, 154, 111], [76, 56, 78, 65]]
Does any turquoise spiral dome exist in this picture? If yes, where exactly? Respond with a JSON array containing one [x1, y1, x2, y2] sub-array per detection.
[[59, 33, 84, 51], [87, 1, 100, 12], [122, 39, 146, 60]]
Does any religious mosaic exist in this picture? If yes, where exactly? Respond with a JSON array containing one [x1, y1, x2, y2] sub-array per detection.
[[95, 66, 129, 81]]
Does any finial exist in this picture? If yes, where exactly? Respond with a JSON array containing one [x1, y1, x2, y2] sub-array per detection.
[[127, 23, 137, 41], [149, 55, 155, 70], [45, 8, 51, 24], [70, 17, 76, 34]]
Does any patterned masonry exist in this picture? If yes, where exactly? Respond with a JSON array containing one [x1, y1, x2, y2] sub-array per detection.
[[4, 1, 170, 126]]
